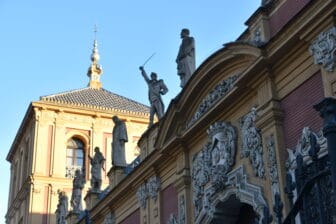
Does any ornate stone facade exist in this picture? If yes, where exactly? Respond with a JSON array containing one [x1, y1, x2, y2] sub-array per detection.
[[136, 175, 161, 208], [192, 121, 237, 220], [309, 26, 336, 72], [240, 107, 265, 178]]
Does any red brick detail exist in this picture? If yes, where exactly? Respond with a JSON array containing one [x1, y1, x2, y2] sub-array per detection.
[[281, 72, 324, 149], [120, 209, 140, 224], [161, 184, 178, 223], [269, 0, 311, 37]]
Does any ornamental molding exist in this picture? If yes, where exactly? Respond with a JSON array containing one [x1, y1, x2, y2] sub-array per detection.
[[309, 26, 336, 72], [240, 107, 265, 178], [187, 75, 238, 128]]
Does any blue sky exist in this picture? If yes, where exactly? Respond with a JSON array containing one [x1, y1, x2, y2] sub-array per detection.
[[0, 0, 260, 221]]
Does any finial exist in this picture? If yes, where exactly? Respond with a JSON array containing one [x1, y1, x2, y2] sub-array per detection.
[[87, 25, 103, 89]]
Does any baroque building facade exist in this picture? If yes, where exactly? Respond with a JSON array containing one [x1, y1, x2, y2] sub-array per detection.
[[7, 0, 336, 223], [75, 0, 336, 224], [5, 39, 150, 224]]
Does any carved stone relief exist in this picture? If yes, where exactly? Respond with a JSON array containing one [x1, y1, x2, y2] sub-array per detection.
[[147, 176, 160, 202], [136, 184, 148, 209], [179, 195, 186, 224], [266, 134, 283, 222], [167, 214, 178, 224], [309, 26, 336, 72], [240, 107, 265, 178], [187, 75, 238, 127], [136, 175, 161, 208], [191, 121, 237, 220]]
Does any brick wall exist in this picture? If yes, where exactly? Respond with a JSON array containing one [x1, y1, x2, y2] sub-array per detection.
[[281, 72, 324, 149], [161, 184, 178, 223], [120, 209, 140, 224]]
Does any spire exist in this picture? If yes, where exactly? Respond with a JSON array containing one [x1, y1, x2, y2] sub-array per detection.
[[87, 25, 103, 89]]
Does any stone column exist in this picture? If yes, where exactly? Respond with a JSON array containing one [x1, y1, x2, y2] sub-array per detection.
[[107, 166, 126, 189], [84, 190, 100, 210]]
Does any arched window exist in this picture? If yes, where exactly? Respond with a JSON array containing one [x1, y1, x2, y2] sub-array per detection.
[[65, 137, 85, 178]]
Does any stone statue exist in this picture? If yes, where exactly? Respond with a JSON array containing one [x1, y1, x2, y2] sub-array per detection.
[[176, 28, 196, 88], [139, 66, 168, 126], [70, 169, 85, 214], [55, 190, 68, 224], [89, 147, 105, 192], [112, 116, 128, 167]]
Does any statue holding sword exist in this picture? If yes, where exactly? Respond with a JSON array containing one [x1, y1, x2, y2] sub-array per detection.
[[139, 53, 168, 127]]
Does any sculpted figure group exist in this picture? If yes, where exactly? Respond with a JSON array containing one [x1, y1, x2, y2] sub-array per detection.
[[56, 28, 196, 220], [139, 28, 196, 126]]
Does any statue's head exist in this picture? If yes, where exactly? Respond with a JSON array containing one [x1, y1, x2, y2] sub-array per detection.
[[112, 115, 119, 123], [151, 72, 157, 80], [94, 146, 100, 153], [181, 28, 190, 38]]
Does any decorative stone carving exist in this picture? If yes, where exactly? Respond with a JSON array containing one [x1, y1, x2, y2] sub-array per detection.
[[103, 212, 115, 224], [55, 191, 68, 224], [136, 184, 148, 209], [261, 0, 273, 7], [192, 121, 237, 219], [192, 165, 268, 223], [179, 195, 186, 224], [136, 175, 161, 209], [266, 134, 283, 222], [167, 214, 178, 224], [286, 127, 327, 170], [147, 176, 160, 201], [240, 107, 265, 178], [309, 26, 336, 72], [187, 75, 239, 127]]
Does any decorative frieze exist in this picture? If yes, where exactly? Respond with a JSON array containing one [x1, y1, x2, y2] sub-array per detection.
[[187, 75, 238, 127], [240, 107, 265, 178], [309, 26, 336, 72]]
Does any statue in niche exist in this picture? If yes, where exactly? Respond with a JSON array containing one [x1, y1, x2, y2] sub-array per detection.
[[176, 28, 196, 88], [139, 66, 168, 127], [70, 169, 85, 214], [89, 146, 105, 192], [55, 190, 68, 224]]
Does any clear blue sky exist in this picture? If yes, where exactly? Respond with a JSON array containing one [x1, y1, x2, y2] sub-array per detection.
[[0, 0, 260, 222]]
